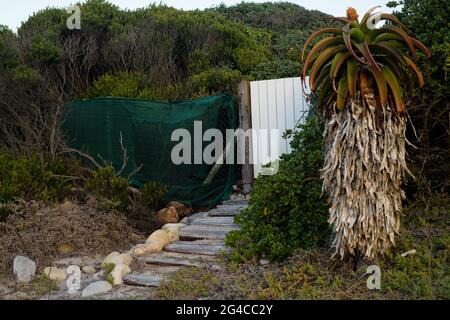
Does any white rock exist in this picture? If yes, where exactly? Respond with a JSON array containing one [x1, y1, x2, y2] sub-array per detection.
[[109, 253, 133, 266], [162, 223, 185, 242], [132, 240, 165, 256], [82, 266, 97, 274], [13, 256, 36, 283], [109, 264, 131, 285], [101, 251, 120, 267], [161, 223, 185, 232], [146, 229, 170, 246], [81, 281, 112, 298], [43, 267, 67, 281], [259, 259, 270, 266]]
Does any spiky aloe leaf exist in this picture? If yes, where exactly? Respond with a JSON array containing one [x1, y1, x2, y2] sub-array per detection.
[[329, 16, 349, 24], [403, 55, 425, 87], [360, 6, 381, 33], [347, 60, 359, 96], [380, 26, 417, 60], [370, 43, 408, 66], [350, 28, 365, 43], [378, 13, 408, 31], [409, 37, 432, 57], [372, 32, 403, 44], [355, 41, 381, 71], [302, 36, 343, 80], [382, 66, 404, 112], [343, 27, 366, 64], [312, 63, 332, 92], [317, 80, 333, 110], [377, 56, 405, 81], [309, 45, 346, 89], [336, 75, 349, 110], [301, 28, 342, 61], [367, 66, 388, 105], [330, 52, 351, 79]]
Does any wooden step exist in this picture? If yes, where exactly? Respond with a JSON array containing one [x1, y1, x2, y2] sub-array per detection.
[[123, 266, 180, 287], [222, 199, 249, 206], [179, 225, 239, 240], [209, 204, 246, 216], [165, 240, 229, 256], [189, 216, 236, 226], [138, 251, 216, 268]]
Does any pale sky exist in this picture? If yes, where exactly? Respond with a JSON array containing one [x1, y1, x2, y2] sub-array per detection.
[[0, 0, 393, 32]]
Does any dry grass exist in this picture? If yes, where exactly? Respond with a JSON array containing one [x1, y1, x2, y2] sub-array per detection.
[[0, 199, 135, 276]]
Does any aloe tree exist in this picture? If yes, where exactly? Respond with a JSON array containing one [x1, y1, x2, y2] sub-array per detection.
[[301, 7, 430, 260]]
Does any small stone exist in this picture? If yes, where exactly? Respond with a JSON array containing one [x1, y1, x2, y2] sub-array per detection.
[[167, 201, 192, 218], [60, 200, 75, 211], [162, 223, 185, 242], [109, 264, 131, 285], [104, 253, 133, 267], [57, 243, 75, 255], [91, 270, 106, 282], [81, 281, 112, 298], [156, 206, 179, 224], [82, 266, 97, 274], [13, 256, 36, 283], [101, 251, 120, 267], [259, 259, 270, 266], [146, 229, 170, 246], [43, 267, 67, 281], [132, 240, 165, 256]]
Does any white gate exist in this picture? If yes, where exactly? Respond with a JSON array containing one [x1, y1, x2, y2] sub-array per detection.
[[249, 76, 310, 177]]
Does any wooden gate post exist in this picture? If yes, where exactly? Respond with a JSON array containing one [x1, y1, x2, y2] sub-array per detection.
[[238, 80, 253, 194]]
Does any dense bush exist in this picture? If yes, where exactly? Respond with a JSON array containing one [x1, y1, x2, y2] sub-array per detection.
[[226, 116, 330, 261], [0, 152, 67, 203], [139, 181, 168, 211], [85, 166, 129, 211]]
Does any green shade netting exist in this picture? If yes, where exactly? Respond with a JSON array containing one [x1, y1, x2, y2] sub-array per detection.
[[62, 94, 238, 208]]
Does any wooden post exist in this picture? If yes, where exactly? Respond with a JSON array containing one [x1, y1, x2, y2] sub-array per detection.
[[238, 80, 253, 194]]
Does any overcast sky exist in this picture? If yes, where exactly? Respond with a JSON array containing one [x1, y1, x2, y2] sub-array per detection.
[[1, 0, 393, 32]]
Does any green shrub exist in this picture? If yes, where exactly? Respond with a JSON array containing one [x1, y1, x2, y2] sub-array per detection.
[[87, 72, 145, 98], [225, 116, 330, 262], [0, 151, 66, 203], [381, 194, 450, 299], [186, 67, 242, 97], [139, 181, 168, 211], [85, 166, 129, 211]]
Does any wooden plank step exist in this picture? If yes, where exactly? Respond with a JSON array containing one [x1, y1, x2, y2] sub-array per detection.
[[179, 225, 239, 240], [123, 266, 180, 287], [209, 205, 246, 216], [217, 204, 248, 210], [138, 251, 216, 268], [182, 212, 209, 224], [165, 240, 229, 255], [189, 216, 236, 226], [222, 199, 249, 206]]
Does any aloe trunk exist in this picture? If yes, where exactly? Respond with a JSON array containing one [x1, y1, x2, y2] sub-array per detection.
[[321, 93, 410, 259]]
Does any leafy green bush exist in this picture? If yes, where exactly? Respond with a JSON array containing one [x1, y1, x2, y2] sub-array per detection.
[[139, 181, 168, 211], [85, 166, 129, 211], [187, 67, 242, 97], [250, 59, 302, 80], [0, 152, 66, 203], [87, 72, 145, 98], [381, 194, 450, 299], [225, 116, 330, 262]]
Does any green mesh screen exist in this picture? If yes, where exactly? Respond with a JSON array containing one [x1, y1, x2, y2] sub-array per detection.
[[62, 94, 238, 208]]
